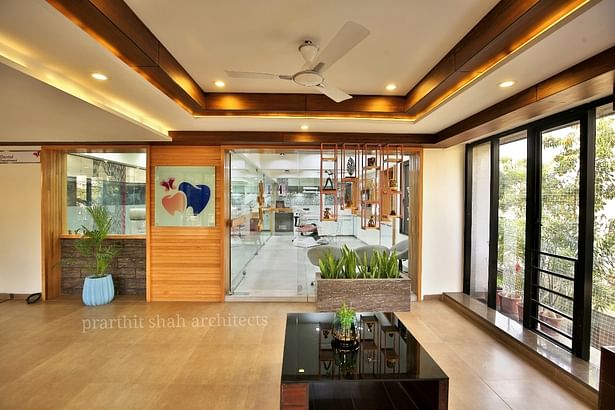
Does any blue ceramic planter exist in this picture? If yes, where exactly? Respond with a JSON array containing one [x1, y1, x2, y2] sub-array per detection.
[[82, 274, 115, 306]]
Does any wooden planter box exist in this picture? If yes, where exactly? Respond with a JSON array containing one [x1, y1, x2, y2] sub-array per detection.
[[315, 272, 411, 312]]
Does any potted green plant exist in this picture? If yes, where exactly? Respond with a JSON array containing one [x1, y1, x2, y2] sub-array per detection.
[[498, 272, 522, 316], [332, 302, 359, 351], [74, 206, 119, 306]]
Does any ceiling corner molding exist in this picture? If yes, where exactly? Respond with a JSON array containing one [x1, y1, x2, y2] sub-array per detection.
[[434, 45, 615, 147], [403, 0, 593, 119], [46, 0, 207, 113]]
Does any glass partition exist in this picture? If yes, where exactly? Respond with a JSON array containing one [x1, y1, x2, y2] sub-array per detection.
[[229, 152, 272, 293], [66, 153, 146, 235]]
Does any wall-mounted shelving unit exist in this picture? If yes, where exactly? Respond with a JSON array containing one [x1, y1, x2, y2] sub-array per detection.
[[320, 143, 338, 221], [381, 144, 403, 223], [361, 144, 381, 230], [341, 143, 360, 214]]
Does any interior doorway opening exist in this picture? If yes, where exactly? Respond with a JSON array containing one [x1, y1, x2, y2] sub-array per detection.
[[227, 148, 421, 301]]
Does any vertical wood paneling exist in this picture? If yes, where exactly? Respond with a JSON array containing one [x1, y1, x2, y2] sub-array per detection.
[[148, 146, 225, 301], [41, 149, 66, 300]]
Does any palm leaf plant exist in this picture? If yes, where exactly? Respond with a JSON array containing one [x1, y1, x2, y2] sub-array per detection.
[[74, 206, 119, 278]]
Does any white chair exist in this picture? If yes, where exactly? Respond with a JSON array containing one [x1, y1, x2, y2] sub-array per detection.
[[354, 245, 389, 262], [390, 239, 409, 272], [307, 245, 342, 267]]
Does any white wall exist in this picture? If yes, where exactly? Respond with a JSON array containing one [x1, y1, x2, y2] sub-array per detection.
[[421, 145, 465, 296], [0, 163, 42, 294]]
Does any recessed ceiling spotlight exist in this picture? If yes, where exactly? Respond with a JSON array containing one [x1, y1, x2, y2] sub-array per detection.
[[385, 83, 397, 91], [300, 124, 309, 130], [91, 72, 108, 81], [499, 80, 515, 88], [214, 80, 225, 88]]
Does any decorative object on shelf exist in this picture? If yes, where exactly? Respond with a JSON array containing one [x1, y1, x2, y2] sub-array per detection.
[[320, 143, 339, 222], [346, 156, 356, 177], [74, 206, 119, 306], [332, 303, 359, 352], [367, 157, 376, 167], [367, 215, 376, 227], [323, 170, 334, 190], [389, 209, 397, 216], [389, 179, 398, 189], [323, 207, 332, 219]]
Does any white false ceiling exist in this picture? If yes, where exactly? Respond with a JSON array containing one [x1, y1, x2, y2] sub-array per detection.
[[125, 0, 499, 95], [0, 62, 163, 141], [0, 1, 614, 142]]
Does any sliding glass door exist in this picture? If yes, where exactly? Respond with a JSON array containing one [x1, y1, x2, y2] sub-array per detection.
[[531, 121, 581, 349], [497, 133, 527, 322]]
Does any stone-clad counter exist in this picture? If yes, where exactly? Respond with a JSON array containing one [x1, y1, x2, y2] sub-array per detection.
[[60, 236, 146, 296]]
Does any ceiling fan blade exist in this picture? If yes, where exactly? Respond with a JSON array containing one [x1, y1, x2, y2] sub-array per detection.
[[308, 21, 370, 73], [316, 83, 352, 103], [225, 70, 291, 80]]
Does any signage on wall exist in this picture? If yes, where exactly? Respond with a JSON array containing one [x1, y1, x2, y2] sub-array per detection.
[[0, 150, 41, 164], [154, 166, 216, 227]]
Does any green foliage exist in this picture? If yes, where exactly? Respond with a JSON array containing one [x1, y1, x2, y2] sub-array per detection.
[[336, 302, 356, 332], [319, 248, 401, 279], [74, 206, 119, 278], [340, 245, 358, 279], [318, 250, 343, 279], [357, 252, 370, 278]]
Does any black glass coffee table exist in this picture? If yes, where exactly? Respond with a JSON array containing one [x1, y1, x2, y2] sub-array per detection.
[[281, 312, 448, 410]]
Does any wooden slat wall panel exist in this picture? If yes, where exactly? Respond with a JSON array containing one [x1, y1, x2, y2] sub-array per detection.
[[41, 149, 66, 300], [148, 146, 224, 301]]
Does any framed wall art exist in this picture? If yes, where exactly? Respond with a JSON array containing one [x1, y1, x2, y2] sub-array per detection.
[[154, 166, 215, 227]]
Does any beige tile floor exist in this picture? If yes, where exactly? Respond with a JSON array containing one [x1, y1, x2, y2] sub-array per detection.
[[0, 298, 592, 410]]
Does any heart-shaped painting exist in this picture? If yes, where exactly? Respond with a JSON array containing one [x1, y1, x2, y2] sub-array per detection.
[[162, 191, 187, 215], [178, 182, 211, 215]]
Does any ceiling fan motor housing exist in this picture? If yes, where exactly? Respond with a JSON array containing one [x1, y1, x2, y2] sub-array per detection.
[[293, 70, 324, 87]]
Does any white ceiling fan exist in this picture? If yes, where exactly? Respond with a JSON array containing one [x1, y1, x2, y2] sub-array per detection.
[[225, 21, 370, 103]]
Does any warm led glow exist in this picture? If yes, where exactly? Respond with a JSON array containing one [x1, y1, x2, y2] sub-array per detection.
[[214, 80, 225, 88], [91, 72, 108, 81], [300, 124, 309, 130], [499, 80, 515, 88], [385, 83, 397, 91]]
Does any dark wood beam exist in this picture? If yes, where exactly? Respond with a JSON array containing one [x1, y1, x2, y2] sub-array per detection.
[[435, 45, 615, 147], [47, 0, 207, 113], [403, 0, 592, 118], [47, 0, 591, 121], [167, 131, 434, 146]]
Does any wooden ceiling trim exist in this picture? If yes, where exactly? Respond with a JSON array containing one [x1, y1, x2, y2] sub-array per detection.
[[403, 0, 591, 117], [198, 93, 410, 118], [47, 0, 591, 121], [47, 0, 207, 111], [167, 131, 433, 146], [435, 45, 615, 147]]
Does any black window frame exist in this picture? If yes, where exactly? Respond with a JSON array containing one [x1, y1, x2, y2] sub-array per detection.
[[463, 96, 610, 360]]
